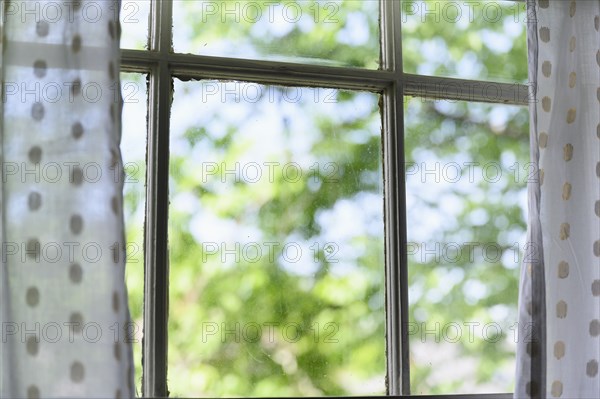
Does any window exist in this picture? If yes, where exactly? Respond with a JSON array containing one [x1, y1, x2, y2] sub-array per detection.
[[119, 0, 530, 397]]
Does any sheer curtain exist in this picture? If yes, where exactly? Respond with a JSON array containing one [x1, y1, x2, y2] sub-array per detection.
[[0, 1, 135, 397], [516, 0, 600, 398]]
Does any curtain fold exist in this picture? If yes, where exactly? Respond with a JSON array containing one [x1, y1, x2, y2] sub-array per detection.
[[516, 1, 600, 398], [0, 1, 135, 397]]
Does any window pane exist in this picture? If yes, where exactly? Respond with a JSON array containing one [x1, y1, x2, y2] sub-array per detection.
[[168, 81, 385, 396], [405, 96, 529, 394], [120, 72, 148, 395], [401, 0, 528, 83], [173, 0, 380, 68], [120, 0, 149, 50]]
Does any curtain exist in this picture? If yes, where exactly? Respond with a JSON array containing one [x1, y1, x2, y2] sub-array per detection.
[[0, 1, 135, 397], [516, 0, 600, 398]]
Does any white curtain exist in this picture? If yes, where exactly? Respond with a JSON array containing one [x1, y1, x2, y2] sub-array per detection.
[[0, 1, 135, 397], [516, 0, 600, 398]]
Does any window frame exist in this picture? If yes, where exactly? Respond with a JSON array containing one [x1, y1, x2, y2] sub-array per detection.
[[120, 0, 528, 397]]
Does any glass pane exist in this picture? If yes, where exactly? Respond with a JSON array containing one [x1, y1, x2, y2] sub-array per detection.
[[173, 0, 380, 68], [120, 72, 148, 395], [401, 0, 528, 83], [405, 96, 529, 394], [169, 81, 385, 396], [120, 0, 150, 50]]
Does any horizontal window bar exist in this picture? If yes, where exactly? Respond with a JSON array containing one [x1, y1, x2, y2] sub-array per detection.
[[121, 50, 529, 106], [403, 73, 530, 105], [121, 49, 392, 91]]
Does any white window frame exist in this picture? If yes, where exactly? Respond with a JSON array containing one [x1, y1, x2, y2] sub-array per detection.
[[120, 0, 529, 397]]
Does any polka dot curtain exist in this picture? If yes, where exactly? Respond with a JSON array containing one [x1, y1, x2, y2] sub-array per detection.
[[0, 1, 135, 397], [516, 1, 600, 398]]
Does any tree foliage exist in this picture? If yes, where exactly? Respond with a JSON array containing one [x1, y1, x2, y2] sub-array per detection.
[[121, 0, 530, 396]]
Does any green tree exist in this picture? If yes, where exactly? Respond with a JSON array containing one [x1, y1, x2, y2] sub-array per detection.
[[121, 0, 530, 396]]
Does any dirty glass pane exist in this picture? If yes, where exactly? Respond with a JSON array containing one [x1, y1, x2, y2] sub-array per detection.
[[120, 0, 150, 50], [173, 0, 380, 68], [401, 0, 528, 83], [120, 72, 147, 395], [405, 96, 529, 394], [168, 80, 385, 396]]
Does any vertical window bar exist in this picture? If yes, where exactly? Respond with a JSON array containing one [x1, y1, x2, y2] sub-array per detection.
[[381, 0, 410, 395], [142, 0, 173, 397]]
